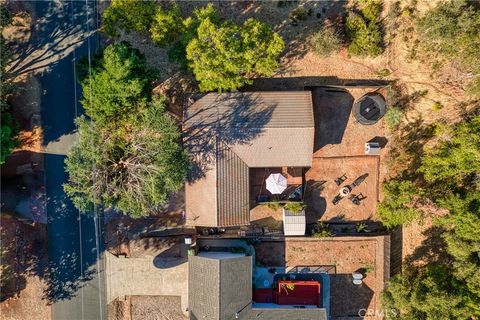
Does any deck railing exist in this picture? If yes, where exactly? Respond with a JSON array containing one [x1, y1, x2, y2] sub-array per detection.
[[288, 265, 336, 274]]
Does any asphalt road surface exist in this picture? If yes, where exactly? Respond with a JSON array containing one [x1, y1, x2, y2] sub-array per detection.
[[25, 1, 106, 319]]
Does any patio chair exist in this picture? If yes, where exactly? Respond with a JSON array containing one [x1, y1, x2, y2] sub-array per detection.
[[332, 194, 343, 205], [350, 193, 367, 205], [334, 173, 348, 186]]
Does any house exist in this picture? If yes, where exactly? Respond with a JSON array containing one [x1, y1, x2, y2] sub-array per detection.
[[184, 91, 315, 227], [188, 254, 329, 320]]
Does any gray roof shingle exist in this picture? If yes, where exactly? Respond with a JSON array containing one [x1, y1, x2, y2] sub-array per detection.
[[189, 255, 252, 320]]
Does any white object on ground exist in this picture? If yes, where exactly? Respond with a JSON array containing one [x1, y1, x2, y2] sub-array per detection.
[[365, 142, 381, 155], [352, 272, 364, 285]]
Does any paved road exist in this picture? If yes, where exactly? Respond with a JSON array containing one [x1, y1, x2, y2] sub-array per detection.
[[22, 1, 105, 319]]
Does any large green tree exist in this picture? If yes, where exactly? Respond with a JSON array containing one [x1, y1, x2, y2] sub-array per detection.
[[1, 3, 17, 164], [64, 97, 189, 217], [80, 42, 151, 123], [420, 115, 480, 188], [380, 115, 480, 319], [149, 4, 183, 47], [66, 43, 188, 216], [345, 0, 383, 57], [102, 0, 156, 37], [101, 2, 284, 92], [186, 16, 284, 92], [382, 191, 480, 319]]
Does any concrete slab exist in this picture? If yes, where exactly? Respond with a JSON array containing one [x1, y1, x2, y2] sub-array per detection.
[[105, 252, 188, 314]]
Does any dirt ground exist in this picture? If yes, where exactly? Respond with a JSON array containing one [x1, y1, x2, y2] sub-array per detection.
[[254, 236, 388, 319], [0, 215, 50, 320], [107, 295, 186, 320], [305, 156, 379, 222], [130, 296, 186, 320]]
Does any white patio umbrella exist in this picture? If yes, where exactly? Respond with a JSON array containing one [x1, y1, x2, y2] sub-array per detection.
[[266, 173, 287, 194]]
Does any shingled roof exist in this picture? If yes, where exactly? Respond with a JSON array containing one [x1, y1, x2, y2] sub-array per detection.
[[189, 255, 252, 320], [184, 92, 314, 227]]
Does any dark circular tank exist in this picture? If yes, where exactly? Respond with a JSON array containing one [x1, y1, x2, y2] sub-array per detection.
[[352, 93, 386, 125]]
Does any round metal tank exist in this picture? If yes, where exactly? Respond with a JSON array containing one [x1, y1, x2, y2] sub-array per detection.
[[352, 93, 386, 125]]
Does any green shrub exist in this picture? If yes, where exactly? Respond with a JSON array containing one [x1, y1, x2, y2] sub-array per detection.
[[309, 25, 342, 57], [359, 0, 382, 22], [266, 202, 282, 211], [384, 106, 403, 130], [377, 180, 423, 228], [312, 222, 333, 237], [375, 68, 391, 78], [431, 101, 443, 111], [150, 5, 184, 47], [284, 202, 306, 213], [420, 115, 480, 186], [1, 112, 18, 164], [102, 0, 156, 37], [345, 0, 384, 57], [355, 222, 369, 233], [290, 7, 307, 22]]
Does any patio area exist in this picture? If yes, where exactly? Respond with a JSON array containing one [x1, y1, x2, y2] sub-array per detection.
[[304, 156, 380, 222], [303, 86, 387, 224], [312, 87, 387, 158], [250, 167, 304, 230]]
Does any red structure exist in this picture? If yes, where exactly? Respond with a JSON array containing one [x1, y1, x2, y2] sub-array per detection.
[[275, 280, 320, 306], [253, 288, 275, 303]]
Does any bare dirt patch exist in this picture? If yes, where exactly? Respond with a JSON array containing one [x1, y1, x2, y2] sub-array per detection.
[[108, 297, 131, 320], [130, 296, 186, 320], [0, 215, 50, 320], [311, 87, 387, 158], [305, 156, 379, 222]]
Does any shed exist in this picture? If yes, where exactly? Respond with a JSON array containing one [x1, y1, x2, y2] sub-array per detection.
[[283, 209, 306, 236]]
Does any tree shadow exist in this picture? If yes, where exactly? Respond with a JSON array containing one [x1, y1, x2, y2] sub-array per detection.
[[388, 116, 436, 180], [266, 1, 350, 72], [153, 242, 188, 269], [249, 76, 389, 91], [5, 1, 96, 79], [0, 214, 47, 301], [304, 179, 327, 223], [183, 93, 275, 182], [403, 226, 451, 267], [7, 1, 101, 145], [42, 154, 105, 305]]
